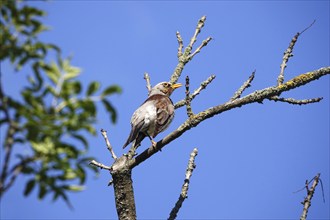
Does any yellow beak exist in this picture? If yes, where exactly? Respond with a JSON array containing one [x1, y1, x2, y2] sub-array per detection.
[[171, 83, 182, 89]]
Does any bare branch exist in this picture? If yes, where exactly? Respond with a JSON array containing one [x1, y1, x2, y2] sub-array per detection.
[[101, 129, 117, 160], [188, 37, 212, 61], [269, 96, 323, 105], [168, 148, 198, 220], [170, 16, 212, 84], [188, 16, 206, 49], [144, 72, 152, 94], [89, 160, 111, 170], [176, 31, 183, 58], [175, 74, 216, 109], [277, 20, 316, 86], [129, 67, 330, 169], [277, 32, 298, 85], [230, 70, 256, 101], [300, 173, 321, 220], [300, 20, 316, 35], [185, 76, 194, 118]]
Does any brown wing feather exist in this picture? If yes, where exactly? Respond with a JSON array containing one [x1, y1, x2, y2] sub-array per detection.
[[146, 95, 174, 137]]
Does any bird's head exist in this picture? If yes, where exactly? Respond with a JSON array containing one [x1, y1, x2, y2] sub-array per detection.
[[149, 82, 182, 96]]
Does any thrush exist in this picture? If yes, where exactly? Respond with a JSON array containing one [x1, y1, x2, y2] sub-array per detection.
[[123, 82, 182, 149]]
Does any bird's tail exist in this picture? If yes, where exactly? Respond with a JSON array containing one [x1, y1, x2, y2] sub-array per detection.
[[122, 132, 146, 149]]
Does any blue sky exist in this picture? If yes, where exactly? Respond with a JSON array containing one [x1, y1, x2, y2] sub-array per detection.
[[1, 1, 329, 219]]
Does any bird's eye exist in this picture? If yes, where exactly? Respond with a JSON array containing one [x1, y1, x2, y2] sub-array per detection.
[[164, 83, 170, 87]]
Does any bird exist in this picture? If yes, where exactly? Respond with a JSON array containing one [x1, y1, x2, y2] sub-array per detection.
[[123, 81, 182, 149]]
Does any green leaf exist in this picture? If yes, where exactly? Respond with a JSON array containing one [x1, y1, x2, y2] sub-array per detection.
[[62, 170, 77, 180], [101, 85, 122, 97], [80, 99, 96, 116], [38, 183, 47, 199], [31, 137, 55, 155], [24, 179, 36, 196], [52, 189, 61, 201], [57, 190, 73, 209], [26, 62, 43, 92], [61, 81, 81, 99], [26, 124, 39, 141], [76, 164, 86, 184], [86, 81, 100, 96], [63, 60, 81, 80], [0, 118, 8, 125], [16, 55, 29, 70], [56, 143, 79, 158], [63, 185, 85, 192], [43, 62, 60, 84], [21, 165, 35, 174], [102, 99, 117, 123], [72, 81, 82, 94], [82, 124, 96, 135], [71, 133, 88, 149]]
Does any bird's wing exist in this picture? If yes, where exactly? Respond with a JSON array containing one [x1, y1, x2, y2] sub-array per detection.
[[152, 95, 175, 136], [122, 101, 156, 148]]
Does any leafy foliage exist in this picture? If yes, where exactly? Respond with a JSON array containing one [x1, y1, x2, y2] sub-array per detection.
[[0, 0, 121, 206]]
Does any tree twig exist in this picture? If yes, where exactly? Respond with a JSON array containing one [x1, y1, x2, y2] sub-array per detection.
[[144, 72, 152, 95], [230, 70, 255, 101], [269, 96, 323, 105], [188, 37, 212, 61], [168, 148, 198, 220], [89, 160, 111, 170], [277, 20, 316, 86], [170, 16, 212, 84], [300, 173, 321, 220], [188, 16, 206, 49], [184, 76, 194, 118], [176, 31, 183, 58], [100, 129, 117, 160], [175, 74, 216, 109]]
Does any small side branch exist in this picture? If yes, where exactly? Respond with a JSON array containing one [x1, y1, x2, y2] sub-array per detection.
[[185, 76, 194, 118], [230, 70, 256, 101], [269, 96, 323, 105], [100, 129, 117, 160], [175, 74, 216, 109], [277, 20, 316, 86], [300, 173, 321, 220], [176, 31, 184, 58], [188, 16, 206, 49], [188, 37, 212, 61], [89, 160, 111, 170], [168, 148, 198, 220], [170, 16, 212, 84], [144, 72, 152, 94]]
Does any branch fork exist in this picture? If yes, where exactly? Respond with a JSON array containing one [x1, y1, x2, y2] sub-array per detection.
[[300, 173, 323, 220]]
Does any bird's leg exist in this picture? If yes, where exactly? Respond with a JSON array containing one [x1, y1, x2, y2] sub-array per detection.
[[147, 135, 157, 149]]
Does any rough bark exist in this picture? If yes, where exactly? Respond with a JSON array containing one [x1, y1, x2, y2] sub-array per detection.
[[111, 156, 136, 220]]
